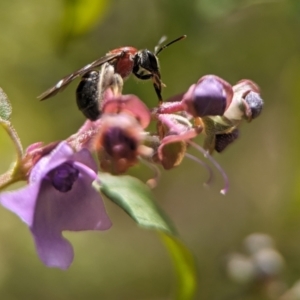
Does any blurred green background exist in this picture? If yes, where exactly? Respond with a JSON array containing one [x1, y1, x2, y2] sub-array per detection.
[[0, 0, 300, 299]]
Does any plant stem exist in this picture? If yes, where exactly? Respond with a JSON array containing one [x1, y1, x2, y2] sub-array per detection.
[[0, 119, 25, 190], [1, 120, 23, 163], [0, 169, 25, 191]]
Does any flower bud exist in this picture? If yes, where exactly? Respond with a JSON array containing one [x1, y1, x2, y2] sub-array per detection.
[[182, 75, 233, 117]]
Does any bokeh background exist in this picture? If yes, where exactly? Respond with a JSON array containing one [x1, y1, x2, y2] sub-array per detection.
[[0, 0, 300, 299]]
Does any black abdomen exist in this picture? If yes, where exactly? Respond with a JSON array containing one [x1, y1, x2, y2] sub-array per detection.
[[76, 71, 101, 120]]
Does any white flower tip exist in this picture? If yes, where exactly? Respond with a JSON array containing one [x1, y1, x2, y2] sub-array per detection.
[[147, 178, 158, 189], [220, 188, 227, 195]]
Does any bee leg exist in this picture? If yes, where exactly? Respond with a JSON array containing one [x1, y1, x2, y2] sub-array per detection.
[[98, 63, 124, 104], [152, 80, 163, 105]]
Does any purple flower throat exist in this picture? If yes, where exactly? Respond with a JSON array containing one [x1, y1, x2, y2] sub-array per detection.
[[47, 162, 79, 193]]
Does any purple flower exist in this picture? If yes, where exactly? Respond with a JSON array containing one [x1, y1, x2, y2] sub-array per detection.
[[0, 142, 112, 269], [181, 75, 233, 117]]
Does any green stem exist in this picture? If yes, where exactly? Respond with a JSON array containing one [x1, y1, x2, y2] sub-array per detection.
[[0, 119, 25, 190], [1, 120, 23, 163], [0, 169, 25, 191]]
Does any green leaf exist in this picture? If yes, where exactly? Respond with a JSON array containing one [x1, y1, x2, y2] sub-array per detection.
[[0, 87, 12, 121], [96, 172, 197, 299], [160, 233, 198, 300], [62, 0, 110, 39], [96, 172, 176, 235]]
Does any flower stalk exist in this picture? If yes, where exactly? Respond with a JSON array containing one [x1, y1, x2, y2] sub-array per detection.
[[0, 119, 26, 191]]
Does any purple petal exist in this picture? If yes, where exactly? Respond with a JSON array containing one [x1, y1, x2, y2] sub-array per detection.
[[193, 77, 227, 117], [72, 148, 98, 172], [31, 226, 74, 270], [0, 185, 38, 225], [181, 76, 233, 117], [30, 164, 111, 269]]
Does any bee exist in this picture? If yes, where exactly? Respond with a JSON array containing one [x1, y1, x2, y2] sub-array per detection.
[[38, 35, 186, 120]]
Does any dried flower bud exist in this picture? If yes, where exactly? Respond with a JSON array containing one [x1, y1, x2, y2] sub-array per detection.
[[94, 114, 152, 174], [182, 75, 233, 117], [215, 128, 239, 153]]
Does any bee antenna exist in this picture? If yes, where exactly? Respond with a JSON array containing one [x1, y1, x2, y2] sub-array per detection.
[[154, 35, 187, 56]]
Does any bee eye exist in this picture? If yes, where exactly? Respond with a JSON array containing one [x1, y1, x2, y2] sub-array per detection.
[[146, 51, 159, 70], [135, 50, 159, 73]]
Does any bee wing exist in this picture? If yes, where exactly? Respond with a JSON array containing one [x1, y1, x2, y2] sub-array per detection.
[[38, 53, 122, 100], [154, 35, 167, 54]]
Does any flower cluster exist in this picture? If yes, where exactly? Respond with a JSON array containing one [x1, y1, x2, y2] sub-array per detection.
[[0, 69, 263, 269]]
